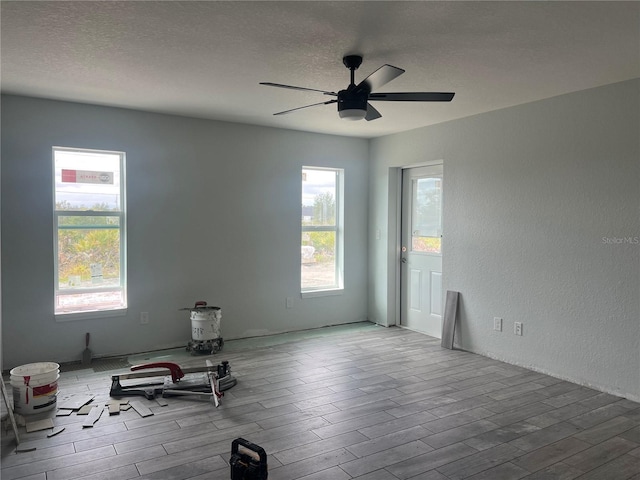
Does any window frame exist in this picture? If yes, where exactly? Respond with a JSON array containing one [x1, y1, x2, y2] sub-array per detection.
[[301, 166, 344, 296], [53, 146, 127, 320]]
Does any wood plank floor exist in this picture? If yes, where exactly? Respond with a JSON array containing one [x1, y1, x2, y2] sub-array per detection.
[[2, 323, 639, 479]]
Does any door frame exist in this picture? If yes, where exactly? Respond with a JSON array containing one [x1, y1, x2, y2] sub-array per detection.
[[388, 159, 445, 328]]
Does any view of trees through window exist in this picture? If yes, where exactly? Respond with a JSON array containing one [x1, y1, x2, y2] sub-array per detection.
[[57, 213, 121, 288], [301, 167, 342, 290], [54, 148, 126, 314]]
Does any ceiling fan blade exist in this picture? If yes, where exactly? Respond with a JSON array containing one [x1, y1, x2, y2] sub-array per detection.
[[273, 99, 338, 116], [365, 103, 382, 121], [369, 92, 455, 102], [260, 82, 336, 96], [357, 64, 405, 93]]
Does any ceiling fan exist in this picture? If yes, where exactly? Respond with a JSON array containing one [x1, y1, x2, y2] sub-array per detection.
[[260, 55, 455, 121]]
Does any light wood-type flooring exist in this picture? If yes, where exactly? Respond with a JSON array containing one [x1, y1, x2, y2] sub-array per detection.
[[2, 323, 639, 480]]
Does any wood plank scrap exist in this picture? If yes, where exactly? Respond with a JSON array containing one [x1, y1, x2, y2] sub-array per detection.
[[77, 404, 97, 415], [82, 406, 104, 427], [106, 399, 128, 415], [56, 394, 95, 411], [25, 418, 54, 433], [47, 426, 65, 438], [129, 400, 154, 418]]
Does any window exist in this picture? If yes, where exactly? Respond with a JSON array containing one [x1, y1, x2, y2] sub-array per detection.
[[53, 147, 126, 316], [301, 167, 343, 292], [411, 176, 442, 254]]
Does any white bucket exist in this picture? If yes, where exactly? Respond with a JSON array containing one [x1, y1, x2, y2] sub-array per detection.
[[10, 362, 60, 415], [191, 308, 221, 341]]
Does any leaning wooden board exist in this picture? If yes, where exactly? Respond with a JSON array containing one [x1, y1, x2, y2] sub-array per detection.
[[441, 290, 459, 350], [0, 376, 19, 444]]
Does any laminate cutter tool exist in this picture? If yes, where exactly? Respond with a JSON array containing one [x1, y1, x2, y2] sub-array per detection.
[[110, 360, 236, 407]]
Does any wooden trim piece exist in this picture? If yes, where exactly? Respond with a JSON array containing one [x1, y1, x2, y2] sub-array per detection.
[[441, 290, 459, 350]]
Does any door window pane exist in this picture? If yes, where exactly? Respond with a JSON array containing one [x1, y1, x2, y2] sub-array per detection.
[[412, 177, 442, 254]]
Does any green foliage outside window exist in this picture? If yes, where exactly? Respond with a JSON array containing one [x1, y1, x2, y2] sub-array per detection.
[[57, 202, 121, 287], [412, 236, 441, 254], [302, 192, 336, 262]]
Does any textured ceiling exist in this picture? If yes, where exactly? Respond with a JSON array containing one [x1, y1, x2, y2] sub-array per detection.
[[2, 1, 639, 138]]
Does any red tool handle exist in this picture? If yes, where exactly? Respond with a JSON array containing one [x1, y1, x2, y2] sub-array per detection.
[[130, 362, 184, 383], [195, 301, 207, 308]]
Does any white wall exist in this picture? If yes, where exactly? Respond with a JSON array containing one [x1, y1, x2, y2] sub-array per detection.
[[1, 95, 369, 369], [369, 79, 640, 401]]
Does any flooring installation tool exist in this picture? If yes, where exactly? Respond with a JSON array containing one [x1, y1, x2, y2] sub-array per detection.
[[82, 332, 92, 365], [109, 359, 236, 407]]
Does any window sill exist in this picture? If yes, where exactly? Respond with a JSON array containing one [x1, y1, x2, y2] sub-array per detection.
[[55, 308, 127, 322], [301, 289, 343, 299]]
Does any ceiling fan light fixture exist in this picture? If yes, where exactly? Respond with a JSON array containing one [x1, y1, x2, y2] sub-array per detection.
[[337, 88, 368, 120], [339, 108, 367, 121], [261, 55, 455, 121]]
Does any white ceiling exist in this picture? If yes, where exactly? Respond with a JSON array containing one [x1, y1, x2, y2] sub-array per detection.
[[2, 1, 639, 138]]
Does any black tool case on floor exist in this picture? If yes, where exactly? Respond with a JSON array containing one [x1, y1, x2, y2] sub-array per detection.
[[230, 437, 268, 479]]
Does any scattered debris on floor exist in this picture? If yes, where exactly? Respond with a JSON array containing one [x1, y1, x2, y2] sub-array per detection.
[[15, 446, 36, 453], [3, 358, 235, 454], [82, 405, 104, 428], [129, 400, 154, 418], [47, 426, 65, 438], [107, 399, 129, 415], [25, 418, 54, 433], [76, 404, 96, 415], [56, 393, 95, 411]]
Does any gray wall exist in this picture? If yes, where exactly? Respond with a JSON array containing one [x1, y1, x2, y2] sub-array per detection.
[[3, 80, 639, 402], [369, 79, 640, 401], [1, 95, 369, 368]]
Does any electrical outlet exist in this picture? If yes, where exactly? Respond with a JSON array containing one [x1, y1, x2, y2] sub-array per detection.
[[286, 297, 293, 309], [493, 317, 502, 332], [514, 322, 523, 336], [140, 312, 149, 325]]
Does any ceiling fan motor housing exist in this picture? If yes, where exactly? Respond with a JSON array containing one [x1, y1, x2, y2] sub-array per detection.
[[337, 88, 368, 119]]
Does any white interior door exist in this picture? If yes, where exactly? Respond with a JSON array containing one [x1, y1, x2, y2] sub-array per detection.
[[400, 164, 443, 338]]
